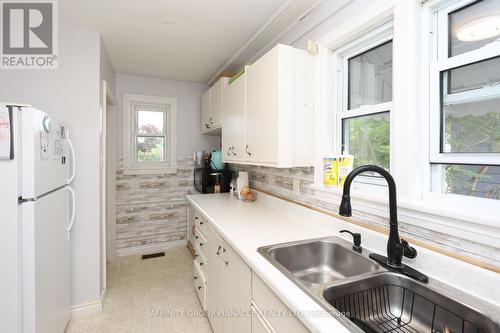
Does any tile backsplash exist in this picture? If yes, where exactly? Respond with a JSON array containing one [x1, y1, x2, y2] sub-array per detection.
[[115, 157, 194, 254], [228, 163, 500, 267]]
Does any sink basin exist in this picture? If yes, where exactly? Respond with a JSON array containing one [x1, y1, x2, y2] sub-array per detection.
[[323, 272, 500, 333], [263, 238, 379, 285]]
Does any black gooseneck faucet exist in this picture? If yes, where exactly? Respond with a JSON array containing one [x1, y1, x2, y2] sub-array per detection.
[[339, 165, 428, 283]]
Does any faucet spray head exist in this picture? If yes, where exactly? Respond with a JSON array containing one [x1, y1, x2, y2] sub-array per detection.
[[339, 194, 352, 217]]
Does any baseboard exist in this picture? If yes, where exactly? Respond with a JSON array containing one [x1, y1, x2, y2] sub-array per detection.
[[115, 240, 187, 257], [70, 299, 102, 320]]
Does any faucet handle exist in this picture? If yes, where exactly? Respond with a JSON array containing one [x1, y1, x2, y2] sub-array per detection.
[[339, 230, 362, 253], [401, 239, 417, 259]]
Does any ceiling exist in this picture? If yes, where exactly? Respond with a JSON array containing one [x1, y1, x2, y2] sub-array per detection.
[[62, 0, 293, 83]]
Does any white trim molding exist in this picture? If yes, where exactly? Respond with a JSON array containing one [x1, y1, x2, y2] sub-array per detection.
[[122, 94, 178, 175], [115, 240, 187, 257], [70, 300, 102, 320]]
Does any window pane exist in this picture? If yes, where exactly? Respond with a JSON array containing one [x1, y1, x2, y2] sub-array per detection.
[[441, 58, 500, 154], [348, 41, 393, 109], [446, 56, 500, 94], [442, 98, 500, 153], [342, 112, 390, 170], [433, 164, 500, 200], [449, 0, 500, 57], [136, 136, 165, 162], [137, 109, 164, 134]]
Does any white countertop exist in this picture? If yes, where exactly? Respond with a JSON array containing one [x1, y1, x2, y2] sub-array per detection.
[[186, 191, 500, 333]]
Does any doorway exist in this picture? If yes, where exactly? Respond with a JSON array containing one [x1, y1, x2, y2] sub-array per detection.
[[100, 80, 116, 299]]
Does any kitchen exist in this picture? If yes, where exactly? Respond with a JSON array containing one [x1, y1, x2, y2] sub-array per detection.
[[0, 0, 499, 333]]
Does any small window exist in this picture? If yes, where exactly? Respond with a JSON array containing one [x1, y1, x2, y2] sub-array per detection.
[[135, 107, 166, 162], [334, 34, 393, 174], [430, 0, 500, 200], [123, 94, 177, 174]]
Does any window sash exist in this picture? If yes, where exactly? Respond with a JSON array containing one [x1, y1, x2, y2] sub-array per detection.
[[132, 104, 169, 166], [429, 1, 500, 166], [335, 35, 394, 179]]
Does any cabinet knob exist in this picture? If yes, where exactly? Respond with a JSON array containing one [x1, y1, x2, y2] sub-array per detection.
[[199, 262, 204, 266], [195, 236, 199, 239], [198, 286, 202, 290], [194, 276, 198, 280], [195, 216, 199, 220], [200, 221, 204, 225], [199, 243, 204, 247]]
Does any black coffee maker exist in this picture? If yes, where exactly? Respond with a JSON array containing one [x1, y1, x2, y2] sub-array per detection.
[[193, 154, 232, 194]]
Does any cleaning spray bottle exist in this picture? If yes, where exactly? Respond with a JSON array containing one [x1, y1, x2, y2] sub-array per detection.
[[338, 147, 354, 187]]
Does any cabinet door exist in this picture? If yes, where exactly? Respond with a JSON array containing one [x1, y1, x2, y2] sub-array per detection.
[[210, 78, 225, 128], [245, 47, 279, 165], [201, 89, 211, 133], [222, 75, 245, 163], [206, 226, 224, 333], [222, 242, 251, 333]]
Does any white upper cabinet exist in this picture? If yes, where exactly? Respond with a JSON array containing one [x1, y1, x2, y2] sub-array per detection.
[[201, 77, 227, 135], [223, 44, 316, 167], [222, 72, 246, 163], [201, 89, 211, 133]]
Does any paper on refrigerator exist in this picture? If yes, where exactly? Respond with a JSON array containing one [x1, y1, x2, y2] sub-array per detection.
[[0, 107, 12, 160]]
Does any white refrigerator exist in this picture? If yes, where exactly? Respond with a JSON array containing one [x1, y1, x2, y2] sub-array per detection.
[[0, 105, 75, 333]]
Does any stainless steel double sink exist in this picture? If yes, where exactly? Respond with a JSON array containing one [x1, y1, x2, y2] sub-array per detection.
[[258, 236, 500, 333]]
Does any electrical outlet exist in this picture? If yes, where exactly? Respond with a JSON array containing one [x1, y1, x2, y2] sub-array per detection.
[[293, 179, 301, 196]]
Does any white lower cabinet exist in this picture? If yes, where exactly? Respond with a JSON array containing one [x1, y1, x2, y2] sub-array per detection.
[[190, 204, 310, 333], [251, 303, 275, 333], [206, 225, 252, 333], [252, 272, 309, 333]]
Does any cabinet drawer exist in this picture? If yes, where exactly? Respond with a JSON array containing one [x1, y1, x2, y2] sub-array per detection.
[[193, 261, 207, 310], [194, 212, 208, 236], [252, 273, 309, 333], [194, 227, 208, 259], [194, 252, 207, 279]]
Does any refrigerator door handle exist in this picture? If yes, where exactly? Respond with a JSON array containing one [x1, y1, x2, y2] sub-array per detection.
[[66, 186, 76, 233], [66, 137, 76, 184]]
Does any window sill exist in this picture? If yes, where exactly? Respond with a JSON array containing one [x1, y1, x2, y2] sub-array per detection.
[[122, 166, 178, 175], [309, 183, 500, 249]]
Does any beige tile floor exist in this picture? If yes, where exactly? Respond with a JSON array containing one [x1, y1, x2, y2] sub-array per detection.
[[66, 246, 213, 333]]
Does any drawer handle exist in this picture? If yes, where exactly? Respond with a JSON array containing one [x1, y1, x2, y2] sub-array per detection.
[[199, 243, 204, 247], [195, 216, 199, 220], [200, 221, 204, 225], [198, 286, 202, 290], [216, 245, 222, 255], [246, 145, 251, 156], [199, 262, 204, 266], [194, 276, 198, 280], [227, 147, 232, 156], [205, 123, 210, 129], [195, 236, 199, 239], [231, 146, 237, 156], [195, 254, 199, 258], [223, 259, 229, 266]]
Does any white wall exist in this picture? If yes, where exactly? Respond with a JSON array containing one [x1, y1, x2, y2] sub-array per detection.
[[0, 28, 102, 311], [115, 73, 220, 158]]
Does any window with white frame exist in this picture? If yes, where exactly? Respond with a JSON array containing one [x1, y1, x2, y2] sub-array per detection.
[[332, 23, 393, 178], [429, 0, 500, 200], [123, 94, 177, 174]]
